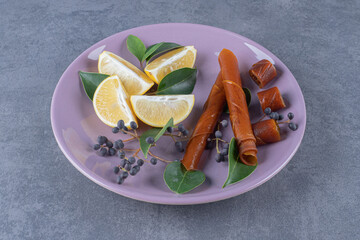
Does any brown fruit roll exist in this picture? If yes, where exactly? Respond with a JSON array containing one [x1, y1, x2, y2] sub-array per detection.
[[252, 119, 281, 146], [249, 59, 277, 88], [257, 86, 286, 112]]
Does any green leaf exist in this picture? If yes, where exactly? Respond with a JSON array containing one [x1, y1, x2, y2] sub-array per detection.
[[156, 68, 197, 95], [223, 138, 257, 188], [79, 71, 109, 100], [126, 35, 146, 63], [143, 42, 182, 63], [139, 118, 174, 158], [164, 162, 205, 194], [223, 87, 251, 113]]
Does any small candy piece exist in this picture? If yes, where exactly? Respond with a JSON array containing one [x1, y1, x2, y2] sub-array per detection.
[[130, 121, 138, 130], [264, 107, 272, 115], [257, 87, 286, 112], [288, 122, 298, 131], [252, 119, 281, 145], [113, 166, 120, 174], [146, 137, 155, 144], [288, 112, 294, 120], [137, 159, 144, 166], [93, 144, 101, 150], [99, 147, 107, 156], [220, 120, 228, 128], [215, 130, 222, 138], [150, 158, 157, 165], [117, 120, 125, 129], [112, 127, 120, 133], [249, 59, 277, 88], [97, 136, 107, 145]]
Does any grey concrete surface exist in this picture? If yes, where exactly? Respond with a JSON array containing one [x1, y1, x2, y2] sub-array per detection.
[[0, 0, 359, 239]]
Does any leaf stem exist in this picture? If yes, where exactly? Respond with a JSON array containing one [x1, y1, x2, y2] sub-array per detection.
[[148, 151, 172, 163]]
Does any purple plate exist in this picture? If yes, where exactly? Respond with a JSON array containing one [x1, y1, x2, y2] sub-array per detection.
[[51, 23, 306, 205]]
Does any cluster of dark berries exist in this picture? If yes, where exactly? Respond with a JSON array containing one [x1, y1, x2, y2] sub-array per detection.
[[112, 120, 138, 134], [212, 120, 230, 163], [264, 107, 298, 131], [173, 124, 189, 152], [93, 136, 120, 156], [114, 155, 147, 184]]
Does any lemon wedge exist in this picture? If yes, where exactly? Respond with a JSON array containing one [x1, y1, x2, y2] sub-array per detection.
[[93, 75, 137, 127], [144, 46, 197, 84], [98, 51, 154, 95], [130, 95, 195, 127]]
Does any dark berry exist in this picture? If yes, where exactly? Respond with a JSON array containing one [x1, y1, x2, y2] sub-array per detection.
[[150, 158, 157, 165], [128, 156, 136, 164], [270, 112, 279, 120], [206, 140, 214, 149], [137, 159, 144, 166], [113, 166, 120, 174], [278, 114, 284, 121], [130, 121, 138, 129], [215, 130, 222, 138], [116, 175, 124, 184], [220, 120, 228, 128], [118, 150, 125, 159], [117, 120, 125, 129], [146, 136, 155, 144], [178, 124, 185, 132], [215, 154, 223, 162], [123, 126, 129, 132], [124, 163, 131, 171], [167, 126, 173, 133], [182, 129, 189, 136], [264, 107, 272, 115], [120, 171, 128, 179], [97, 136, 107, 145], [106, 141, 113, 148], [133, 165, 140, 171], [108, 148, 116, 156], [129, 167, 138, 176], [223, 143, 229, 149], [99, 147, 107, 156], [93, 144, 101, 150], [112, 127, 120, 133], [114, 140, 124, 149], [119, 159, 126, 168], [289, 122, 298, 131], [220, 149, 228, 156], [175, 141, 184, 152], [288, 112, 294, 120]]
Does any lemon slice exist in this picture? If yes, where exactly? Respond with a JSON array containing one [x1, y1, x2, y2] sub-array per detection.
[[144, 46, 197, 84], [98, 51, 154, 95], [93, 75, 137, 127], [130, 95, 195, 127]]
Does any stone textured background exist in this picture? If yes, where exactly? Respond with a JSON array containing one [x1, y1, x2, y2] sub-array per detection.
[[0, 0, 359, 239]]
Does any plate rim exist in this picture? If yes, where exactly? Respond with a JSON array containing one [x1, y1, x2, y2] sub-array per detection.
[[51, 23, 307, 205]]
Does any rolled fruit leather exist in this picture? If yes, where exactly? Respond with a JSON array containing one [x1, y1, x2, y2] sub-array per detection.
[[219, 49, 257, 166], [182, 73, 226, 171], [249, 59, 277, 88], [252, 119, 281, 146], [257, 86, 286, 112]]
